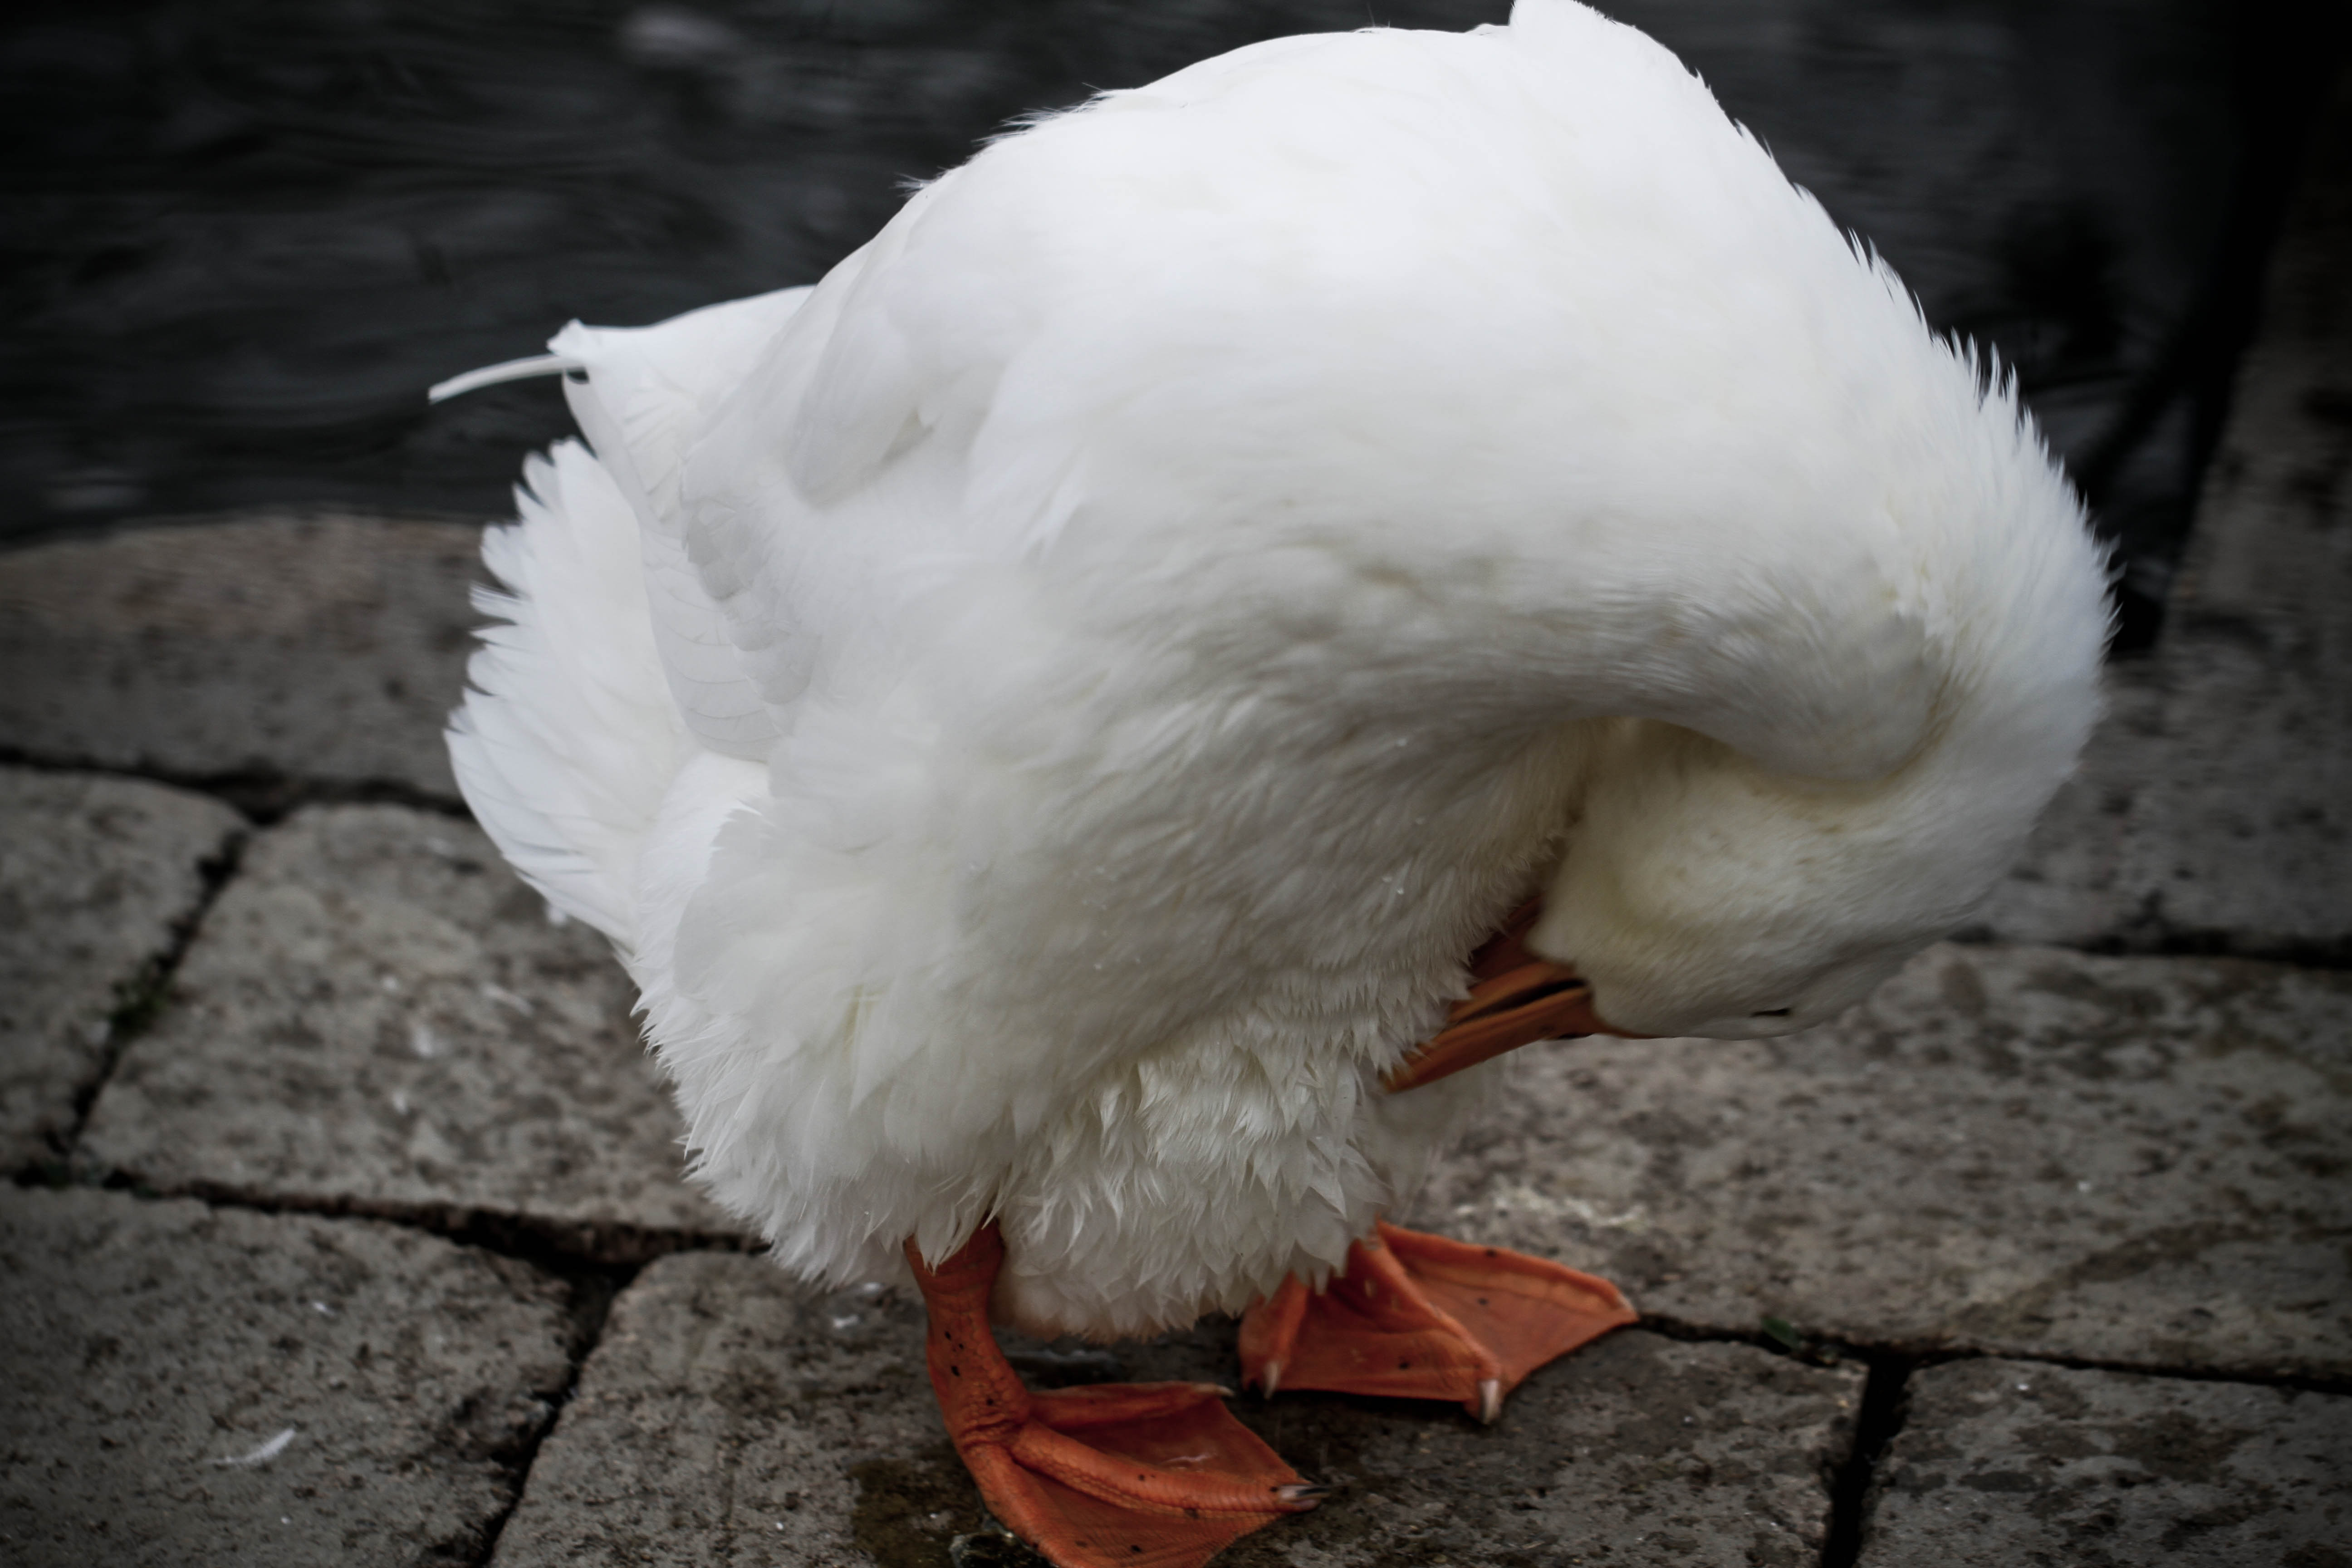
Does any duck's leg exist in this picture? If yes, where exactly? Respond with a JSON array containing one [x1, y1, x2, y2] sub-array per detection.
[[909, 1223, 1323, 1568], [1240, 900, 1637, 1420]]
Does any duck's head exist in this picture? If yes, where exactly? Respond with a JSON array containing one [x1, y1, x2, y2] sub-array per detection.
[[1395, 588, 2101, 1087], [1529, 719, 2032, 1041]]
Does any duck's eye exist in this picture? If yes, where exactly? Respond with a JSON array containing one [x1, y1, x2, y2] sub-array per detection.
[[1750, 1007, 1792, 1018]]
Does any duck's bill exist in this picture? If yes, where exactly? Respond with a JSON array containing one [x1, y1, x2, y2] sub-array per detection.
[[1382, 961, 1621, 1093], [1382, 899, 1643, 1094]]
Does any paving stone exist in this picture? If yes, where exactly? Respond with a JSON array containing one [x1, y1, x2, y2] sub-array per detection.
[[1971, 664, 2167, 950], [1858, 1357, 2352, 1568], [0, 513, 482, 800], [494, 1249, 1862, 1568], [1982, 63, 2352, 958], [1411, 941, 2352, 1380], [485, 1251, 941, 1568], [80, 803, 739, 1259], [0, 767, 242, 1171], [1202, 1327, 1861, 1568], [0, 1186, 573, 1568], [2111, 61, 2352, 958]]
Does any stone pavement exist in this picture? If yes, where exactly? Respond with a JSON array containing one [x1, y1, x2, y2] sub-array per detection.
[[77, 804, 737, 1260], [6, 60, 2350, 1568], [1862, 1359, 2351, 1567], [492, 1251, 1863, 1568], [1413, 942, 2352, 1382], [0, 513, 484, 803], [0, 1188, 574, 1568], [1979, 63, 2352, 964], [0, 769, 240, 1172]]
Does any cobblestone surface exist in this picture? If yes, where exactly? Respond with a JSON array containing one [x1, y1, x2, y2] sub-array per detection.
[[0, 767, 242, 1170], [1413, 942, 2352, 1381], [1859, 1358, 2352, 1567], [494, 1250, 1862, 1568], [0, 514, 482, 801], [0, 1186, 573, 1568], [79, 804, 739, 1259]]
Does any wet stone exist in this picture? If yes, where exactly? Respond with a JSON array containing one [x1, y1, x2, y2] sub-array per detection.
[[0, 514, 484, 801], [1982, 61, 2352, 960], [0, 1186, 573, 1568], [495, 1249, 1860, 1568], [1858, 1358, 2352, 1568], [79, 803, 740, 1259], [0, 767, 242, 1171], [2130, 59, 2352, 959], [1411, 942, 2352, 1381]]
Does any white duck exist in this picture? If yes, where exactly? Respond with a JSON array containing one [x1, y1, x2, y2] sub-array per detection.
[[438, 3, 2106, 1563]]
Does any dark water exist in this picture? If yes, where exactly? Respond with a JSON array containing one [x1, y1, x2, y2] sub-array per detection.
[[2, 0, 2334, 639]]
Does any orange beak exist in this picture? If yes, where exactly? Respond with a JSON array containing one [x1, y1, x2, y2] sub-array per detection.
[[1382, 898, 1646, 1094]]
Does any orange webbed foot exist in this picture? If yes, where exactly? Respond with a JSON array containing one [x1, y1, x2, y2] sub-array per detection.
[[910, 1226, 1322, 1568], [1239, 1220, 1634, 1421]]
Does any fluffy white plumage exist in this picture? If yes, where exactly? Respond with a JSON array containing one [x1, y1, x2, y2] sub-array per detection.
[[448, 0, 2107, 1339]]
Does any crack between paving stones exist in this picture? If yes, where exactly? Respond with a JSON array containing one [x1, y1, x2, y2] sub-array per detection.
[[1818, 1353, 1911, 1568], [463, 1258, 637, 1568], [1639, 1311, 2352, 1398], [0, 746, 470, 826], [1946, 919, 2352, 972], [76, 1172, 756, 1270], [14, 818, 252, 1189], [1921, 1345, 2352, 1399]]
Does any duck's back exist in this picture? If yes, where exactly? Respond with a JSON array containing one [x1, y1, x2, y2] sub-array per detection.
[[455, 1, 1908, 949]]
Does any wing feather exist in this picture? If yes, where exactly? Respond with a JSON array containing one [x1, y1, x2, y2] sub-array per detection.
[[548, 286, 816, 755]]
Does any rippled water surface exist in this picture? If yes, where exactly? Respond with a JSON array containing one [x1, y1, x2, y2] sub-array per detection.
[[0, 0, 2303, 632]]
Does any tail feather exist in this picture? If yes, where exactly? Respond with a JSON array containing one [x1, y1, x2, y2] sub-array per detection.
[[446, 287, 812, 946], [449, 441, 691, 949]]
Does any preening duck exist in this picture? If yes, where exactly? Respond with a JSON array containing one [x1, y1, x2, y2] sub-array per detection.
[[439, 3, 2107, 1563]]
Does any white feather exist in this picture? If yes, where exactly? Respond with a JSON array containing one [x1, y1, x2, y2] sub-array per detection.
[[447, 0, 2107, 1338], [449, 440, 690, 946]]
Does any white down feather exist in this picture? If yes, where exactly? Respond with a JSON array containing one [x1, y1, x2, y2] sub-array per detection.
[[448, 0, 2107, 1338]]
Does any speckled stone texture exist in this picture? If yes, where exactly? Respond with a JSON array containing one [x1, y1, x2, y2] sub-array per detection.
[[0, 514, 482, 799], [1858, 1358, 2352, 1567], [487, 1250, 946, 1568], [0, 767, 242, 1170], [1411, 941, 2352, 1380], [495, 1249, 1862, 1568], [0, 1187, 573, 1568], [79, 803, 740, 1258], [1205, 1328, 1861, 1568], [1983, 63, 2352, 960]]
